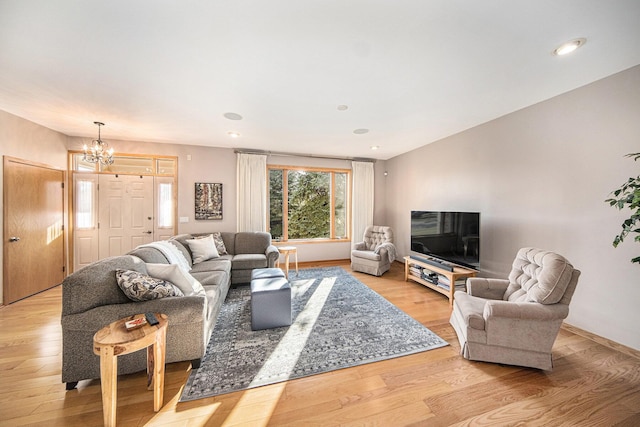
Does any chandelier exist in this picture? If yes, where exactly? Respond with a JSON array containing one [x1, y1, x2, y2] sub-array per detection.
[[83, 121, 114, 165]]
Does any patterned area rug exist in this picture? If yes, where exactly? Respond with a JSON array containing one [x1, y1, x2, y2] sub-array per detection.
[[180, 266, 448, 401]]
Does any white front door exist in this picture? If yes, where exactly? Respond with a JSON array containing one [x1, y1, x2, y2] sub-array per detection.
[[98, 174, 154, 259], [73, 173, 99, 271]]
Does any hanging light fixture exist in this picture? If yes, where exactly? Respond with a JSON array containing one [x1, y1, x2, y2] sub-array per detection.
[[83, 121, 115, 165]]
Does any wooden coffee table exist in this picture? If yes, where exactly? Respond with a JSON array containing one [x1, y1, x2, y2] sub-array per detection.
[[93, 313, 168, 427]]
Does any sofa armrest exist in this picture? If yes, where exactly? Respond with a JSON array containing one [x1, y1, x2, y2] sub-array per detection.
[[484, 300, 569, 321], [266, 245, 279, 268], [353, 241, 366, 251], [466, 277, 509, 300]]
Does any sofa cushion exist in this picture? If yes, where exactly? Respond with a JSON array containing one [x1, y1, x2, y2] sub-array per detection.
[[351, 249, 381, 261], [191, 257, 232, 274], [235, 232, 270, 255], [232, 253, 268, 270], [190, 270, 229, 287], [187, 234, 220, 264], [127, 246, 170, 264], [146, 263, 205, 296], [116, 269, 184, 301]]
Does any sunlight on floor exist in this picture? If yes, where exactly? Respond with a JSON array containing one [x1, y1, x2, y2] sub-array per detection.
[[146, 384, 222, 426], [221, 382, 288, 427], [249, 276, 336, 387], [221, 276, 337, 426]]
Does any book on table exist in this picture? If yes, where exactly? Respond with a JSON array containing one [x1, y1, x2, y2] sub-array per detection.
[[125, 317, 147, 330]]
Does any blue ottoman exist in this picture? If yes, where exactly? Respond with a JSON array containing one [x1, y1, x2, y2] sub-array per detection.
[[250, 275, 291, 331], [251, 267, 286, 280]]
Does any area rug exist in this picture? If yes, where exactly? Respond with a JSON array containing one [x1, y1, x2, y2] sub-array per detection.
[[179, 266, 448, 401]]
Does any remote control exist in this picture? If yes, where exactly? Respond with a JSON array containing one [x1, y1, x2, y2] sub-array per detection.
[[145, 312, 159, 326]]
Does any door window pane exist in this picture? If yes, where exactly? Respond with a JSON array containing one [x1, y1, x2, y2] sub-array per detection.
[[75, 179, 95, 229], [157, 182, 174, 228], [157, 159, 176, 175], [100, 156, 154, 174]]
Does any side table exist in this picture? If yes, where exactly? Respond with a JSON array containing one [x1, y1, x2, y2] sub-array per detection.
[[276, 246, 298, 279], [93, 313, 168, 427]]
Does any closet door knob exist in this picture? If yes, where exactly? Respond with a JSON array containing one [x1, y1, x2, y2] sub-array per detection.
[[9, 236, 20, 242]]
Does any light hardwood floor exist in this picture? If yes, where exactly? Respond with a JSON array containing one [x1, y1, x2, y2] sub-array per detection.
[[1, 260, 639, 426]]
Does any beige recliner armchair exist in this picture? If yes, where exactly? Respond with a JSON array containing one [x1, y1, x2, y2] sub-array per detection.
[[351, 226, 396, 276], [450, 247, 580, 370]]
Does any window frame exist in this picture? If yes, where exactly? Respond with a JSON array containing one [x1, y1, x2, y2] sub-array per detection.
[[267, 164, 351, 243]]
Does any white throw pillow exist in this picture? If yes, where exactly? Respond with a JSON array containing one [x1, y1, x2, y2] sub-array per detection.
[[186, 234, 220, 264], [146, 263, 205, 296]]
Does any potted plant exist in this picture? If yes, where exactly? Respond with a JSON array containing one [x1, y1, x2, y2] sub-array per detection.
[[605, 152, 640, 264]]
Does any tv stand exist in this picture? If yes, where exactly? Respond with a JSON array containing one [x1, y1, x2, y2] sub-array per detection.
[[409, 255, 453, 271], [404, 256, 477, 306]]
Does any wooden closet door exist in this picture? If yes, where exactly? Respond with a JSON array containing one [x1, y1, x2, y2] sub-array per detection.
[[3, 156, 65, 304]]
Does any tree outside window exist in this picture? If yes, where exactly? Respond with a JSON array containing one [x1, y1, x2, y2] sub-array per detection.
[[269, 167, 350, 241]]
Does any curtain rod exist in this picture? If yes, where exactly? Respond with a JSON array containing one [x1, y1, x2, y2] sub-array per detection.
[[234, 148, 376, 163]]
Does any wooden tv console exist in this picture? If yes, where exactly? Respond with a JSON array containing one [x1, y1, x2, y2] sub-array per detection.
[[404, 256, 477, 306]]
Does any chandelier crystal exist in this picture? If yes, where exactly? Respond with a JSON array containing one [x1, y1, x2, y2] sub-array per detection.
[[83, 121, 114, 165]]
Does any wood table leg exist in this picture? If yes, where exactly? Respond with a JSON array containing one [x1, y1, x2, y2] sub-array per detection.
[[284, 252, 290, 279], [147, 344, 155, 390], [153, 326, 167, 411], [99, 346, 118, 427]]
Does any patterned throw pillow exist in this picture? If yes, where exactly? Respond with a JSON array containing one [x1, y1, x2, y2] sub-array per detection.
[[211, 232, 228, 255], [116, 269, 184, 302]]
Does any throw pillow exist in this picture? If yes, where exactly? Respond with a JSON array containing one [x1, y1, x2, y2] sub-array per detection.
[[186, 234, 220, 264], [145, 263, 206, 296], [115, 269, 184, 302], [211, 232, 228, 255]]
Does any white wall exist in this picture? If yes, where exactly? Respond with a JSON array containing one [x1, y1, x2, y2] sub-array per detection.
[[384, 65, 640, 350]]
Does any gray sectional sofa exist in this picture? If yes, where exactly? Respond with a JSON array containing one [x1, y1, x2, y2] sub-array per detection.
[[61, 231, 278, 389]]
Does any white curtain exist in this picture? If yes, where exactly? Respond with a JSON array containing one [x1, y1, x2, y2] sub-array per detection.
[[237, 153, 268, 232], [351, 161, 374, 246]]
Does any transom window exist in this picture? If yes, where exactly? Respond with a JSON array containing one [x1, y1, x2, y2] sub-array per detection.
[[268, 166, 350, 242]]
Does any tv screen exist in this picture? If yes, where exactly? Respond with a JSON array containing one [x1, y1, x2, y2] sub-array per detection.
[[411, 211, 480, 270]]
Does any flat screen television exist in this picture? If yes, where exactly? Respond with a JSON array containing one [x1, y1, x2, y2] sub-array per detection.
[[410, 211, 480, 270]]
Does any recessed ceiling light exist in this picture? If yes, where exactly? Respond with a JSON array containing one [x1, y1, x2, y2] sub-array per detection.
[[224, 112, 243, 120], [227, 131, 241, 138], [337, 105, 348, 111], [370, 145, 380, 150], [353, 128, 369, 134], [553, 38, 586, 56]]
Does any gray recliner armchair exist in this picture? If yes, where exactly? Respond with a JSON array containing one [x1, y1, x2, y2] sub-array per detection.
[[351, 226, 396, 276], [449, 247, 580, 370]]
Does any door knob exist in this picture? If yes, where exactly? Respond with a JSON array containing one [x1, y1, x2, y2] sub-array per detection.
[[144, 231, 152, 234], [9, 236, 20, 242]]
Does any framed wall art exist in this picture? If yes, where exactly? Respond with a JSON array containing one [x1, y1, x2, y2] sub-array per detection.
[[195, 182, 223, 220]]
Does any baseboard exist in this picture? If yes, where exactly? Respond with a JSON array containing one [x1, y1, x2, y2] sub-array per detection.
[[562, 322, 640, 360]]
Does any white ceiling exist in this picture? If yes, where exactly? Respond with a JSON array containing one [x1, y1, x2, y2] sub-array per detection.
[[1, 1, 640, 160]]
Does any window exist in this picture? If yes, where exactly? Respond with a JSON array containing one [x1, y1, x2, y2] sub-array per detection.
[[157, 182, 174, 228], [75, 178, 96, 229], [269, 166, 350, 241]]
